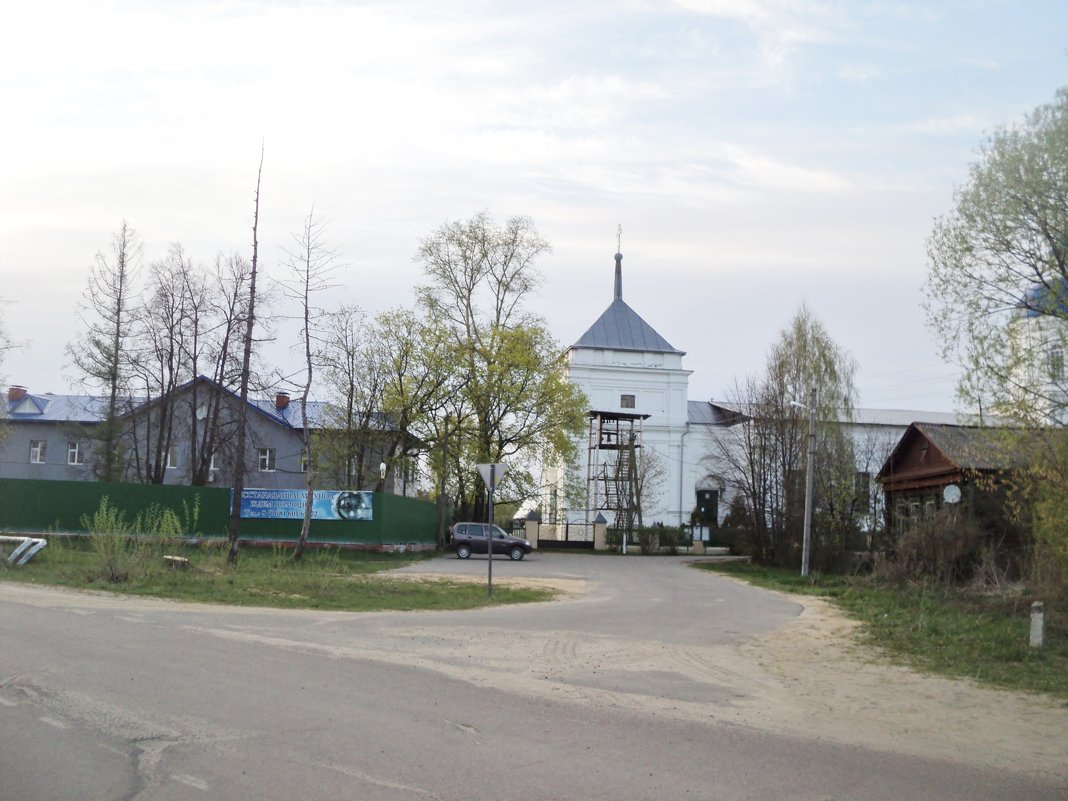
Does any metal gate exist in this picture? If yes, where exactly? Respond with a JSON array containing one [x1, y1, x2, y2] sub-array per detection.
[[536, 521, 594, 550]]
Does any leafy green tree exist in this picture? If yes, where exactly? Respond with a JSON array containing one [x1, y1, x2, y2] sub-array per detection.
[[415, 213, 587, 520], [372, 309, 458, 491], [926, 87, 1068, 595], [926, 87, 1068, 425]]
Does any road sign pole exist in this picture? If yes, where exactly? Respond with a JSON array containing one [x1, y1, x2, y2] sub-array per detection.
[[475, 463, 507, 600], [487, 464, 494, 597]]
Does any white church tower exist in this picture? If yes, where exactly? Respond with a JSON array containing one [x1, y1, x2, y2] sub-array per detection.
[[562, 251, 694, 526]]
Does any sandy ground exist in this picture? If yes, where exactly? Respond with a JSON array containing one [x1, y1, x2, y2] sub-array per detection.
[[379, 572, 1068, 782]]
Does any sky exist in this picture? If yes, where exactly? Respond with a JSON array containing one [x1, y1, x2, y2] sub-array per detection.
[[2, 0, 1067, 413]]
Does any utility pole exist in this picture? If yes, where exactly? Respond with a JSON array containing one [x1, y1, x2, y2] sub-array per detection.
[[801, 386, 816, 577]]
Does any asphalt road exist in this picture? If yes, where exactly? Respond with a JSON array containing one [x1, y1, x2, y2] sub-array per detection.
[[0, 553, 1062, 800]]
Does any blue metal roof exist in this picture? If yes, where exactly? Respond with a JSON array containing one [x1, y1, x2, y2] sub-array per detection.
[[3, 393, 112, 423], [1018, 277, 1068, 318], [3, 381, 389, 433], [248, 398, 354, 430]]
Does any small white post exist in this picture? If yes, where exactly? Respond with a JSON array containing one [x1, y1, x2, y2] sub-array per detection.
[[1030, 601, 1045, 648]]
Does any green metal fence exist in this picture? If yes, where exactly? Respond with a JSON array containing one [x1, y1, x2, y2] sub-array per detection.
[[0, 478, 437, 547]]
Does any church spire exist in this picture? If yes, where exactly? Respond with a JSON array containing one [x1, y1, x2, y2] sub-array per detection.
[[614, 251, 623, 300], [614, 224, 623, 300]]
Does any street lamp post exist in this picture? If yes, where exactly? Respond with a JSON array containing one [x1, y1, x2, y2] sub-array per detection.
[[801, 388, 816, 577]]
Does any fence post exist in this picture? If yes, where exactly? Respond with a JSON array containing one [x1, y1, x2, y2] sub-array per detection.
[[1030, 601, 1045, 648]]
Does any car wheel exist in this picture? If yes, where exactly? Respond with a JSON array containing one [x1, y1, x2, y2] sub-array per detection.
[[457, 544, 472, 559], [509, 546, 525, 561]]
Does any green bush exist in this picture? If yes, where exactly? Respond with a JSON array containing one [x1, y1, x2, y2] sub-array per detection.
[[81, 497, 138, 583], [79, 497, 200, 583]]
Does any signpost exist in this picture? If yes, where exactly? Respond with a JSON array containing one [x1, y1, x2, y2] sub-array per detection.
[[476, 463, 507, 597]]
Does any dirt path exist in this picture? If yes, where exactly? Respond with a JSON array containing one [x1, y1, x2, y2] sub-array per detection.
[[384, 572, 1068, 781]]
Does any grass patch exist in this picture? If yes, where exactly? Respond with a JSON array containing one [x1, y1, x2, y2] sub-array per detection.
[[0, 537, 552, 611], [695, 561, 1068, 699]]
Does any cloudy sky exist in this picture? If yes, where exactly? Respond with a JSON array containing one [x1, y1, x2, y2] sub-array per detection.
[[2, 0, 1066, 412]]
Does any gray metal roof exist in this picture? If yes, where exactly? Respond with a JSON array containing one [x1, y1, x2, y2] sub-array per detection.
[[247, 398, 395, 431], [248, 398, 331, 429], [571, 252, 684, 355], [689, 401, 979, 428], [572, 298, 683, 354], [688, 401, 745, 425]]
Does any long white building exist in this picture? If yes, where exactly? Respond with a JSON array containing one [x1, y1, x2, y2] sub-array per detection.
[[550, 251, 964, 532]]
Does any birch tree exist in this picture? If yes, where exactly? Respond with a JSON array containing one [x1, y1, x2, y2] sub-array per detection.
[[279, 208, 338, 560], [711, 305, 858, 569]]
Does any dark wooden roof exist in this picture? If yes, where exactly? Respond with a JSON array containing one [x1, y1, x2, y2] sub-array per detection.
[[877, 423, 1035, 484]]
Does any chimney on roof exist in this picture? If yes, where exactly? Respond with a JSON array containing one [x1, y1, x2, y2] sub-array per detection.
[[613, 252, 623, 300], [275, 391, 290, 410], [8, 385, 27, 402]]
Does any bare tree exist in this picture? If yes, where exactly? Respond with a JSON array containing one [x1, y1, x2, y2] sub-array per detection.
[[0, 301, 15, 380], [125, 244, 193, 483], [315, 305, 385, 490], [279, 208, 338, 560], [185, 253, 253, 485], [227, 147, 265, 566], [0, 301, 18, 443], [67, 220, 142, 481]]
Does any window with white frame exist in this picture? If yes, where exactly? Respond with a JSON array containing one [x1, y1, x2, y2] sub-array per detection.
[[1049, 346, 1064, 382], [300, 449, 309, 473], [166, 447, 180, 469], [258, 448, 276, 472], [67, 441, 85, 466], [620, 394, 636, 409], [29, 440, 47, 464]]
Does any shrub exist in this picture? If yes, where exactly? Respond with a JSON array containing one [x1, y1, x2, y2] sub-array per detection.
[[872, 512, 982, 585], [1032, 482, 1068, 600], [81, 497, 137, 583], [79, 497, 198, 583], [637, 527, 659, 554]]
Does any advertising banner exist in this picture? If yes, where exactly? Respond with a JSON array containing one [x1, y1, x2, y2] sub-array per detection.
[[237, 488, 373, 521]]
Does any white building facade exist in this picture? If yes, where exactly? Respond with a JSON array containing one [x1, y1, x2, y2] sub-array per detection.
[[556, 253, 707, 526], [553, 252, 968, 533]]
